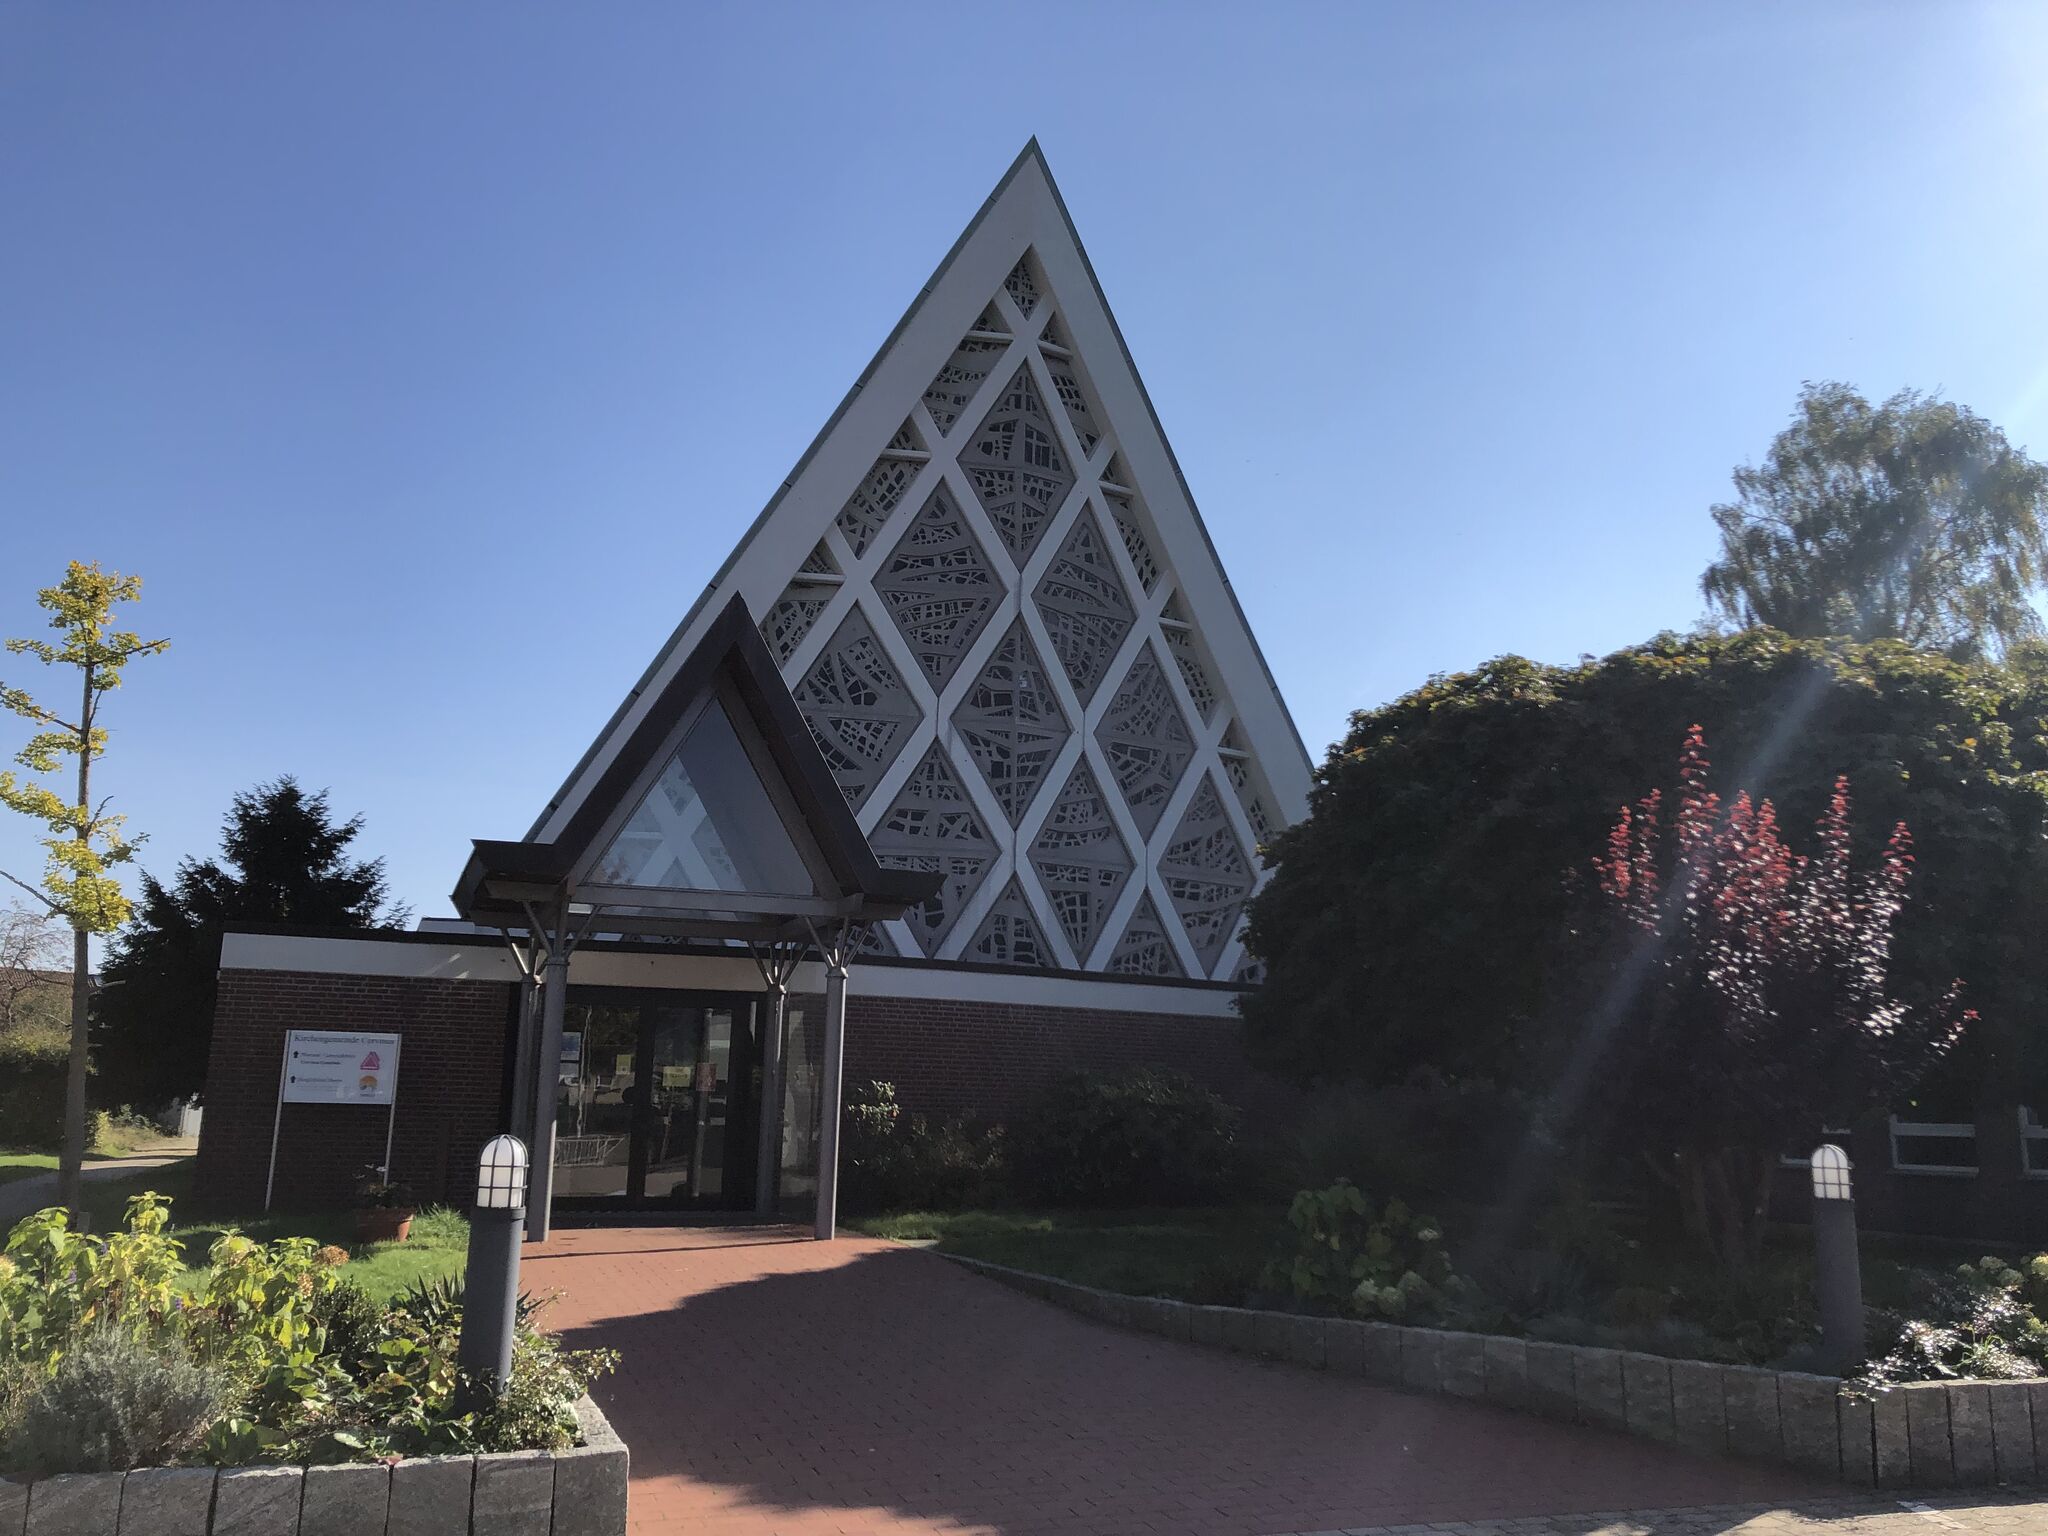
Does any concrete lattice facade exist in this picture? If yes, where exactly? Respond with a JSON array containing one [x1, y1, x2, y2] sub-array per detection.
[[526, 144, 1312, 983]]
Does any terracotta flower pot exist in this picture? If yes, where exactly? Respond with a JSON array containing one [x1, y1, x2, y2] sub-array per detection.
[[354, 1206, 414, 1244]]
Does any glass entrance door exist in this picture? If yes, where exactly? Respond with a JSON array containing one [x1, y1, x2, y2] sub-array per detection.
[[553, 991, 761, 1211]]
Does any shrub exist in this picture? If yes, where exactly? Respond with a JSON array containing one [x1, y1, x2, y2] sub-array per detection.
[[1010, 1068, 1238, 1207], [1859, 1255, 2048, 1387], [0, 1032, 65, 1150], [1266, 1179, 1467, 1320], [3, 1329, 226, 1475], [1274, 1076, 1547, 1204], [841, 1081, 1006, 1214]]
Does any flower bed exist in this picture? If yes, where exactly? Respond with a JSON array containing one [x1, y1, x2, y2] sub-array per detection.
[[942, 1252, 2048, 1489], [0, 1193, 619, 1520]]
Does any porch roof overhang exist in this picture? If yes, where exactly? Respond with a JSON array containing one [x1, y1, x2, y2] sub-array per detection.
[[451, 595, 938, 942]]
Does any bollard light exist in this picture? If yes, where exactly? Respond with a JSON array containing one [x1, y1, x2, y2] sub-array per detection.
[[477, 1134, 530, 1210], [1811, 1143, 1852, 1200], [457, 1133, 529, 1409], [1808, 1141, 1865, 1375]]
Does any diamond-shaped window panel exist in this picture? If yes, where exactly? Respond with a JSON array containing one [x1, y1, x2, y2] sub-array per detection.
[[1105, 893, 1184, 978], [922, 308, 1009, 435], [761, 580, 834, 666], [1103, 489, 1161, 595], [1041, 342, 1103, 457], [790, 609, 922, 809], [964, 878, 1052, 968], [959, 363, 1074, 566], [868, 745, 998, 953], [1027, 761, 1132, 963], [1093, 651, 1193, 839], [1161, 595, 1220, 724], [1032, 508, 1135, 705], [836, 451, 922, 560], [873, 486, 1002, 688], [1158, 777, 1253, 975], [1005, 255, 1042, 317], [951, 622, 1069, 826]]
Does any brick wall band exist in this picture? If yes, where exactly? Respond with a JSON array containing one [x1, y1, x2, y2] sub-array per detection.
[[196, 969, 518, 1214], [198, 967, 1280, 1213]]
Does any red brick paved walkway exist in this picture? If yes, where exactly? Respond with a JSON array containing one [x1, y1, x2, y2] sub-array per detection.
[[525, 1226, 1833, 1536]]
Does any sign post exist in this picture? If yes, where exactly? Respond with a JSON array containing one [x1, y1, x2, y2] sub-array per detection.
[[265, 1029, 403, 1211]]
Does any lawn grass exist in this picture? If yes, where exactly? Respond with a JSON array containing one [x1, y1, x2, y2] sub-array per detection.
[[852, 1205, 1289, 1304], [39, 1158, 468, 1303], [0, 1152, 57, 1187]]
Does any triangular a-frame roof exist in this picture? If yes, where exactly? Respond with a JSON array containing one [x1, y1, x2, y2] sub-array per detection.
[[454, 596, 936, 939], [527, 142, 1312, 980]]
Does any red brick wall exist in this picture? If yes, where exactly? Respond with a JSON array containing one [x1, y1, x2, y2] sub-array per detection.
[[198, 966, 1280, 1213], [829, 991, 1293, 1122], [196, 969, 515, 1214]]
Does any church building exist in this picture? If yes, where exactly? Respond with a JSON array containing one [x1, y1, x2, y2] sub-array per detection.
[[194, 143, 1313, 1229]]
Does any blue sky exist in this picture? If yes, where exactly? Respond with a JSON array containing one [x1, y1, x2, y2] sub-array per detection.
[[3, 2, 2046, 928]]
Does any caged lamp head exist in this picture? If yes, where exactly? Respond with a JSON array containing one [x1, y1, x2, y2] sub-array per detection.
[[476, 1134, 530, 1210], [1810, 1143, 1853, 1201]]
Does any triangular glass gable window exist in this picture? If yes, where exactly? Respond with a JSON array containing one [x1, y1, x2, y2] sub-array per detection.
[[592, 698, 817, 897]]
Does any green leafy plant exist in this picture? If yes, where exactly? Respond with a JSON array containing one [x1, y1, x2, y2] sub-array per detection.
[[1268, 1179, 1467, 1320], [354, 1164, 414, 1210], [1009, 1068, 1238, 1207], [1858, 1254, 2048, 1389], [841, 1081, 1007, 1214], [0, 1192, 183, 1365]]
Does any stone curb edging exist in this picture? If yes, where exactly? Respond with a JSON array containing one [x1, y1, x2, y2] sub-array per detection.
[[0, 1394, 627, 1536], [938, 1252, 2046, 1489]]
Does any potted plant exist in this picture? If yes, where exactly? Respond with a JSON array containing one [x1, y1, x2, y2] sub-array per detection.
[[353, 1163, 416, 1243]]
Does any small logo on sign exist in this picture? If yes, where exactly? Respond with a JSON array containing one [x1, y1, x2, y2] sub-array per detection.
[[360, 1052, 381, 1070]]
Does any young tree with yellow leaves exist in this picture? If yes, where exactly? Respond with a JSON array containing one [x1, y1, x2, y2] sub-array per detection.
[[0, 562, 167, 1217]]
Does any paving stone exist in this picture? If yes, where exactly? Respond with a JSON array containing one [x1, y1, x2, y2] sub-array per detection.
[[298, 1463, 387, 1536], [1621, 1353, 1675, 1443], [1669, 1360, 1727, 1457], [1874, 1387, 1914, 1487], [553, 1406, 630, 1536], [1986, 1380, 2035, 1485], [25, 1474, 126, 1536], [1838, 1390, 1877, 1486], [1723, 1366, 1783, 1462], [2028, 1381, 2048, 1485], [213, 1466, 303, 1536], [0, 1480, 25, 1536], [1221, 1305, 1261, 1356], [1907, 1382, 1957, 1487], [385, 1455, 473, 1536], [1483, 1335, 1529, 1407], [1525, 1340, 1579, 1421], [1948, 1383, 1996, 1484], [1574, 1347, 1628, 1432], [1126, 1296, 1168, 1336], [1400, 1326, 1442, 1394], [473, 1449, 553, 1536], [1439, 1331, 1486, 1399], [1777, 1372, 1842, 1477], [118, 1466, 216, 1536], [1253, 1308, 1297, 1361], [1283, 1313, 1328, 1369]]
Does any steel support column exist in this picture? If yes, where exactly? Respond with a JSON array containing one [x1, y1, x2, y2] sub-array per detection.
[[754, 982, 788, 1218], [526, 942, 570, 1243], [813, 940, 850, 1241]]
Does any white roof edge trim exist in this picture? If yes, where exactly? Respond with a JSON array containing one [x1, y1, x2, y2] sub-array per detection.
[[218, 932, 1249, 1020]]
